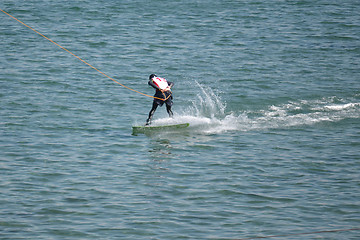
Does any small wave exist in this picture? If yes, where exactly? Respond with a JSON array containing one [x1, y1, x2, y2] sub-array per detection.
[[324, 103, 360, 111]]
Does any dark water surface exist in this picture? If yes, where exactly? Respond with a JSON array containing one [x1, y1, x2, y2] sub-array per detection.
[[1, 0, 359, 239]]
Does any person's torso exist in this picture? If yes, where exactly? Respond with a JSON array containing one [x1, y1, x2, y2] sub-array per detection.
[[152, 77, 168, 90]]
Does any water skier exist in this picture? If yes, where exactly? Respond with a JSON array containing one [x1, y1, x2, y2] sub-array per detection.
[[146, 74, 174, 125]]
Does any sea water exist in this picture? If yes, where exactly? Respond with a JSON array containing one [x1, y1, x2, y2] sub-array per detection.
[[1, 0, 359, 239]]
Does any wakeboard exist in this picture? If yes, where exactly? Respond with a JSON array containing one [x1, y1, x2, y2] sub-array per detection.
[[132, 123, 190, 134]]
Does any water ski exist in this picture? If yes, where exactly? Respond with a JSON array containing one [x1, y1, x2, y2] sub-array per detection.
[[132, 123, 189, 134]]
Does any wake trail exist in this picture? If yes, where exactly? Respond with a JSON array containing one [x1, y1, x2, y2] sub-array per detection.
[[152, 83, 360, 134]]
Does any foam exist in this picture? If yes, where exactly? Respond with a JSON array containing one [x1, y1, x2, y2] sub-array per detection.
[[324, 103, 360, 111]]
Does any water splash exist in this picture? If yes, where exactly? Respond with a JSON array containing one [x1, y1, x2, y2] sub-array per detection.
[[189, 82, 226, 119]]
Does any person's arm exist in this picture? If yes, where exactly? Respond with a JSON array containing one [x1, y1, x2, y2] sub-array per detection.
[[162, 81, 173, 92], [167, 81, 174, 88]]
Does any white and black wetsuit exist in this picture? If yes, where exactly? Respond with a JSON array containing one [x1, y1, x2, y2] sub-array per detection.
[[146, 76, 174, 125]]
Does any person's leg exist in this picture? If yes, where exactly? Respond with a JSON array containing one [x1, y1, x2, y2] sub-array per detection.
[[166, 104, 173, 118], [146, 101, 158, 125]]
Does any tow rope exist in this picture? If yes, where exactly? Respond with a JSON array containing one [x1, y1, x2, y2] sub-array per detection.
[[1, 8, 171, 101]]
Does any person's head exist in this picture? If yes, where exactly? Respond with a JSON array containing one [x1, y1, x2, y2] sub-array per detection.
[[149, 74, 157, 80]]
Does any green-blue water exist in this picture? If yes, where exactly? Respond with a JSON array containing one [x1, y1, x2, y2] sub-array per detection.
[[1, 1, 359, 239]]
